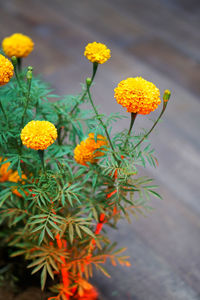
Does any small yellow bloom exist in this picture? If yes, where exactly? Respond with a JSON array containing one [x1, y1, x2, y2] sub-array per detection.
[[114, 77, 161, 115], [2, 33, 34, 58], [74, 133, 108, 166], [0, 54, 14, 86], [21, 120, 57, 150], [84, 42, 111, 64]]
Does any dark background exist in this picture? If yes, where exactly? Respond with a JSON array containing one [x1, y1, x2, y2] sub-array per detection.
[[0, 0, 200, 299]]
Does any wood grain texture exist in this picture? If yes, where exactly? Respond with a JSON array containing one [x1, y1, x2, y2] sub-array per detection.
[[0, 0, 200, 299]]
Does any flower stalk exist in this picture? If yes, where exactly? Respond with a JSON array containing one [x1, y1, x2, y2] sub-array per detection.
[[38, 150, 46, 174], [11, 56, 23, 91], [21, 66, 33, 128], [70, 62, 99, 115], [86, 78, 117, 161], [0, 100, 8, 124], [123, 112, 137, 150], [17, 57, 22, 72]]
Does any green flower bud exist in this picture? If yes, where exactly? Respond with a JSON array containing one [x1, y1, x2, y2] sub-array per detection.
[[86, 77, 92, 87], [26, 66, 33, 80], [11, 56, 17, 66], [28, 66, 33, 71], [163, 90, 171, 102]]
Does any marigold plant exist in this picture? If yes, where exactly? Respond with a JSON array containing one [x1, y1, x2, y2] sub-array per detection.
[[0, 36, 171, 300]]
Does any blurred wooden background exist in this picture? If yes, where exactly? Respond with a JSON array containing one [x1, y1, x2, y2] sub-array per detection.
[[0, 0, 200, 299]]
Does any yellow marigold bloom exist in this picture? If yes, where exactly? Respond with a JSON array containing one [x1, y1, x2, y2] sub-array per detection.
[[84, 42, 111, 64], [0, 54, 14, 86], [74, 133, 108, 166], [0, 157, 12, 182], [2, 33, 34, 58], [114, 77, 161, 115], [21, 120, 57, 150]]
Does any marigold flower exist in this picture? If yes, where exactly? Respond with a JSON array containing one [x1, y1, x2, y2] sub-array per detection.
[[114, 77, 161, 115], [84, 42, 111, 64], [0, 54, 14, 86], [0, 157, 27, 197], [0, 157, 12, 182], [2, 33, 34, 58], [74, 133, 108, 166], [8, 171, 27, 197], [21, 120, 57, 150]]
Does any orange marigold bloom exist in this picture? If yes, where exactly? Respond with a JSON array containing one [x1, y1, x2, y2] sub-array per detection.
[[0, 54, 14, 86], [74, 133, 108, 166], [0, 157, 27, 197], [8, 171, 27, 197], [114, 77, 161, 115], [21, 120, 57, 150], [2, 33, 34, 58], [84, 42, 111, 64], [0, 157, 12, 182]]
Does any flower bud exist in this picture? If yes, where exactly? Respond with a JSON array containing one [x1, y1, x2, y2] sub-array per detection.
[[26, 66, 33, 80], [11, 56, 17, 67], [86, 77, 92, 87], [163, 89, 171, 102]]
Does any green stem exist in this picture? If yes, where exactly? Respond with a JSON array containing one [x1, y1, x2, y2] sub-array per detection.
[[57, 115, 63, 145], [38, 150, 46, 174], [91, 62, 98, 81], [86, 83, 117, 161], [21, 76, 32, 128], [123, 112, 137, 149], [13, 63, 23, 91], [134, 103, 167, 150], [17, 58, 22, 72], [0, 100, 8, 124], [70, 62, 99, 115]]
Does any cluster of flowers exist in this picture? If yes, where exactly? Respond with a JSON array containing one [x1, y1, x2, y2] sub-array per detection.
[[0, 33, 164, 161]]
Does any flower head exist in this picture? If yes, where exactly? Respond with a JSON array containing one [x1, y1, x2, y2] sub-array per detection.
[[8, 171, 27, 197], [114, 77, 161, 115], [0, 157, 27, 197], [0, 54, 14, 86], [84, 42, 111, 64], [74, 133, 108, 166], [21, 120, 57, 150], [2, 33, 34, 58], [0, 157, 12, 182]]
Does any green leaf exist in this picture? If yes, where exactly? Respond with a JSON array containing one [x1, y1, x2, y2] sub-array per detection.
[[80, 226, 95, 238], [38, 229, 45, 245], [41, 265, 47, 290], [69, 223, 74, 244], [96, 264, 111, 278]]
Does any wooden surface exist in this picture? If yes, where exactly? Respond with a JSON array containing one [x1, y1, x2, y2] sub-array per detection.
[[0, 0, 200, 299]]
